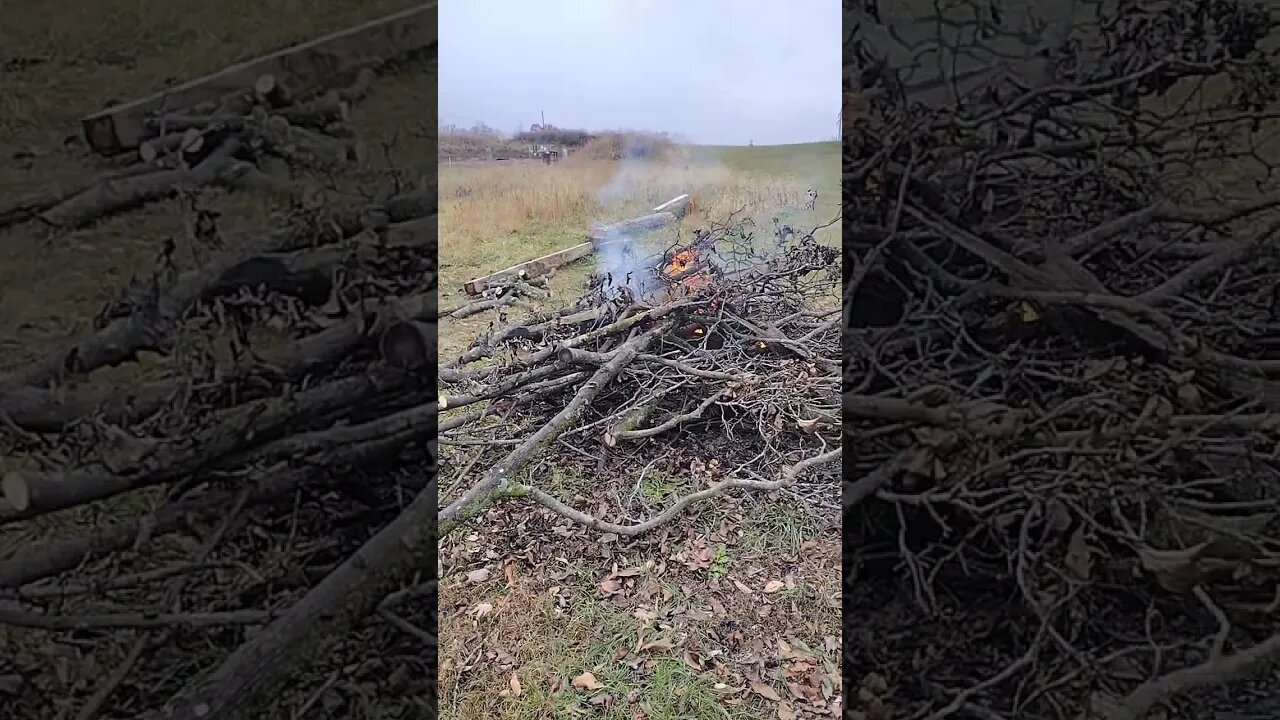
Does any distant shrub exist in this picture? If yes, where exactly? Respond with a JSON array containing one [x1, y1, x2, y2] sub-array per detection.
[[514, 127, 596, 147]]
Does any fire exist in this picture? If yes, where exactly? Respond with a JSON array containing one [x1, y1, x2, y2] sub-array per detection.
[[663, 246, 711, 291], [665, 249, 697, 276]]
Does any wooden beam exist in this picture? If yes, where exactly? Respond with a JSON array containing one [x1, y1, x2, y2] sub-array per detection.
[[463, 242, 594, 296], [652, 193, 690, 217], [461, 193, 691, 295], [81, 4, 437, 155]]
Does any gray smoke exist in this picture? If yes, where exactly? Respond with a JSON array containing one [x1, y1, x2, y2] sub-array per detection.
[[593, 231, 652, 297], [592, 139, 665, 298]]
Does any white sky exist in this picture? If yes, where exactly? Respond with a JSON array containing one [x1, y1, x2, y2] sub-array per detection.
[[439, 0, 841, 145]]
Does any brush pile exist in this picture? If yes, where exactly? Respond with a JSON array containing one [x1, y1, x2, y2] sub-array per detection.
[[847, 1, 1280, 718], [0, 187, 436, 718], [438, 213, 841, 538]]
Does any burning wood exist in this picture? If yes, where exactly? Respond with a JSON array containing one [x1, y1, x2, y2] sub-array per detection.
[[661, 246, 712, 291]]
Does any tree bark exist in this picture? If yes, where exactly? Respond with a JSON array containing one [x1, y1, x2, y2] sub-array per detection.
[[1, 369, 417, 520], [159, 477, 436, 720]]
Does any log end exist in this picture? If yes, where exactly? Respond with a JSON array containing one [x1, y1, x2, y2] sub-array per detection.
[[555, 346, 574, 365], [2, 471, 30, 512], [255, 74, 277, 96], [379, 321, 428, 370]]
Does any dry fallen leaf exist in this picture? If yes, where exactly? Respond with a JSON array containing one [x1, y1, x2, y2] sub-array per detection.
[[640, 639, 676, 653], [763, 580, 785, 593], [751, 682, 783, 702], [777, 702, 798, 720], [1138, 543, 1210, 593], [466, 568, 490, 584], [1064, 525, 1095, 581], [469, 602, 494, 618], [508, 672, 522, 697], [1175, 382, 1202, 411], [572, 672, 604, 691]]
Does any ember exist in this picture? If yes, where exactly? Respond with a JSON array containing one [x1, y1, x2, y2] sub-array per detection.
[[666, 248, 697, 276], [660, 245, 713, 293]]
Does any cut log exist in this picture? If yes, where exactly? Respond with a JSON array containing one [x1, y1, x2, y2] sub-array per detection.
[[145, 114, 247, 135], [82, 4, 436, 154], [0, 433, 417, 589], [252, 115, 355, 168], [378, 320, 432, 370], [0, 291, 435, 432], [0, 164, 165, 230], [0, 369, 417, 521], [254, 74, 294, 107], [137, 128, 204, 164], [40, 138, 249, 229], [209, 217, 435, 303], [463, 241, 593, 295]]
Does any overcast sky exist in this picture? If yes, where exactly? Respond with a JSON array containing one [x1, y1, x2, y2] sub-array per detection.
[[439, 0, 840, 146]]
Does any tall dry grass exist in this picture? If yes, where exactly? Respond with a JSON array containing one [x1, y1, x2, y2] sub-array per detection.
[[438, 157, 811, 259]]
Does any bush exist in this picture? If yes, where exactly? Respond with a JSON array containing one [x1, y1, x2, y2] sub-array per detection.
[[513, 127, 595, 147]]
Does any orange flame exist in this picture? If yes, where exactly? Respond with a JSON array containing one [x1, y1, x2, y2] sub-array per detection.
[[665, 249, 697, 276], [664, 247, 711, 291]]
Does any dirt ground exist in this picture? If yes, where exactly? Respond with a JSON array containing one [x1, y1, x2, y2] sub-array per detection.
[[0, 2, 436, 718]]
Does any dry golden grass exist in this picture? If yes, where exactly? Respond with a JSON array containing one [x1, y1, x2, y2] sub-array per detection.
[[440, 158, 808, 244]]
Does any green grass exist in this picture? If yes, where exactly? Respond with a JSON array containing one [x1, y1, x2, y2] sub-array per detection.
[[709, 545, 732, 580], [441, 576, 765, 720]]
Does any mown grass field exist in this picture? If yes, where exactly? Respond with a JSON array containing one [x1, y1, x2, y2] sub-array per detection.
[[437, 141, 842, 720]]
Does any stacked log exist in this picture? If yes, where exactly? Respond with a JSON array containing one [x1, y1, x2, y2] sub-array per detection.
[[9, 68, 380, 231]]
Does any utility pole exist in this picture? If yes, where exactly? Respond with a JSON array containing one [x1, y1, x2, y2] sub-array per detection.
[[541, 110, 546, 126]]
